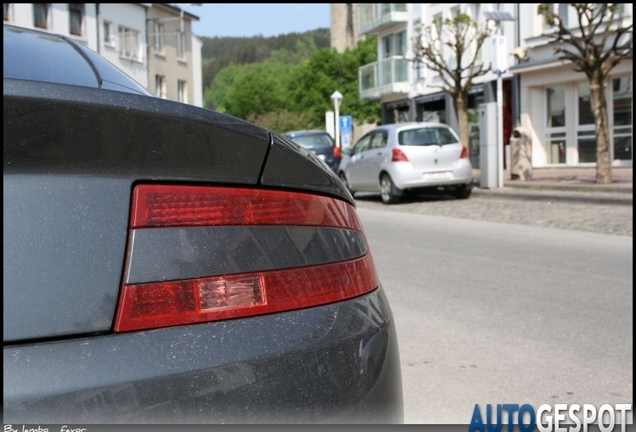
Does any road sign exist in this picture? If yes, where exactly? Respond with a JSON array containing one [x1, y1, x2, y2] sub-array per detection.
[[339, 116, 352, 134]]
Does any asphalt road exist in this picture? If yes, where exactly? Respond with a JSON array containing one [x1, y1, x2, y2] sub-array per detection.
[[357, 206, 633, 424]]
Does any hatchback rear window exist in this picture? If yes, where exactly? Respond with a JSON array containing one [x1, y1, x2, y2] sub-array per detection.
[[398, 127, 459, 146], [290, 134, 334, 150]]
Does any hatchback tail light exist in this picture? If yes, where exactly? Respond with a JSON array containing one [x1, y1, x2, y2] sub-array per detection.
[[333, 146, 341, 158], [460, 145, 468, 159], [115, 185, 378, 332], [391, 148, 409, 162]]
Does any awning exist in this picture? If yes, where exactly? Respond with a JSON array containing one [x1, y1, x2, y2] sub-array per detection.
[[385, 100, 410, 110], [415, 92, 445, 104]]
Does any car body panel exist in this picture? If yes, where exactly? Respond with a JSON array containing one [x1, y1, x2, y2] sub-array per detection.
[[261, 134, 353, 204]]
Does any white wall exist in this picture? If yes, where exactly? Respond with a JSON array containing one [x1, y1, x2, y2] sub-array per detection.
[[407, 3, 517, 99], [192, 34, 203, 107], [97, 3, 149, 88], [7, 3, 97, 50]]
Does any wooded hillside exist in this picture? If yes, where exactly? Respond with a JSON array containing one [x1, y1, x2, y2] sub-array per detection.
[[201, 29, 331, 91]]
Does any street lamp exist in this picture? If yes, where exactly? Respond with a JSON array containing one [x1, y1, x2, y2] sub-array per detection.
[[331, 91, 343, 149], [484, 10, 515, 188]]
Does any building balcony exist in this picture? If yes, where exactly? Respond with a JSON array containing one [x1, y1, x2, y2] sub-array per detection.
[[358, 4, 408, 35], [359, 56, 410, 101]]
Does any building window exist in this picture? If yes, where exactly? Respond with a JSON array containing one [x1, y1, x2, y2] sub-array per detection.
[[119, 26, 140, 61], [576, 82, 597, 163], [4, 3, 10, 21], [156, 75, 166, 99], [69, 3, 83, 36], [154, 22, 164, 54], [382, 30, 407, 59], [177, 32, 186, 60], [33, 3, 49, 29], [546, 86, 566, 164], [178, 80, 187, 103], [103, 21, 114, 46], [613, 76, 632, 161]]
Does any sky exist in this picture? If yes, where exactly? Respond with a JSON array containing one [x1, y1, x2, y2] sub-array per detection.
[[176, 4, 331, 39]]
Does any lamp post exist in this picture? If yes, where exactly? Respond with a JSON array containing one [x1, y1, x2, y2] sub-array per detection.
[[484, 11, 515, 188], [331, 91, 343, 149]]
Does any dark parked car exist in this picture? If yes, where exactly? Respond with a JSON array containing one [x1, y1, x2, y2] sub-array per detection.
[[3, 24, 403, 424], [283, 130, 342, 172]]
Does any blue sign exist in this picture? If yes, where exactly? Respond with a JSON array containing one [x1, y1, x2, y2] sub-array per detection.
[[339, 116, 352, 134]]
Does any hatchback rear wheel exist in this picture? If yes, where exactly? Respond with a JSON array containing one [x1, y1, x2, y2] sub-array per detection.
[[454, 183, 472, 199], [380, 174, 400, 205]]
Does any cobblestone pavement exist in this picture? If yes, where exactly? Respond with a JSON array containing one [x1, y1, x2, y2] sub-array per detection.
[[353, 189, 633, 237]]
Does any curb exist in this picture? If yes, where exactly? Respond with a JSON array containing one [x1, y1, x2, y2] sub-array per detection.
[[472, 187, 633, 206], [503, 182, 633, 195]]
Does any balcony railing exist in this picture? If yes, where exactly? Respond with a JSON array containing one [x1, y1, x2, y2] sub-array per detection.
[[358, 4, 408, 35], [359, 56, 410, 100]]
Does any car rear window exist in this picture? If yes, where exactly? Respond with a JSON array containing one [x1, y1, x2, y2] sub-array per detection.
[[3, 25, 98, 88], [289, 133, 334, 150], [398, 127, 459, 146]]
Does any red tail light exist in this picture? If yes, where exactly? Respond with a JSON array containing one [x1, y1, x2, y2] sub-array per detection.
[[460, 145, 468, 159], [391, 148, 409, 162], [333, 146, 341, 158], [115, 185, 378, 332]]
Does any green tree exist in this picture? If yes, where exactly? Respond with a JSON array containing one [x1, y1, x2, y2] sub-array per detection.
[[538, 3, 632, 184], [246, 111, 317, 133], [224, 61, 290, 120], [285, 37, 381, 127], [409, 13, 494, 149], [201, 29, 330, 92], [203, 62, 241, 111]]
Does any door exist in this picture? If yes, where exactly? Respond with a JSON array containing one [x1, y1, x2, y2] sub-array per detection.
[[346, 133, 372, 190], [363, 130, 389, 188]]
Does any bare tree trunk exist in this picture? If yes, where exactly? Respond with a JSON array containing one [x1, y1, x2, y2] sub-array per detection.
[[589, 73, 612, 184], [455, 91, 470, 149]]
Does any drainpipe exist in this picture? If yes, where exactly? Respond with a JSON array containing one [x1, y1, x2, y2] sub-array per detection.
[[512, 3, 521, 128]]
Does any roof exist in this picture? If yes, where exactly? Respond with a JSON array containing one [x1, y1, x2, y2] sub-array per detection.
[[373, 122, 451, 132], [153, 3, 200, 21], [283, 130, 330, 137]]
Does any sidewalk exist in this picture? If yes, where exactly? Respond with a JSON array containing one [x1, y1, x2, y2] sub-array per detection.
[[472, 167, 633, 204]]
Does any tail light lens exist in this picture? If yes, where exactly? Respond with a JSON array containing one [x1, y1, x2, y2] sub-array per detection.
[[333, 146, 341, 158], [391, 148, 409, 162], [115, 185, 378, 332], [460, 145, 468, 159]]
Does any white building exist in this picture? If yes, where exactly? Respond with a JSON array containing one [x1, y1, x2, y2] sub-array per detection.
[[512, 3, 632, 168], [354, 3, 632, 168], [358, 3, 517, 167], [96, 3, 149, 89]]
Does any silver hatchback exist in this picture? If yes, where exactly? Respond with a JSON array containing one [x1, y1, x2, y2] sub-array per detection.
[[339, 123, 474, 204]]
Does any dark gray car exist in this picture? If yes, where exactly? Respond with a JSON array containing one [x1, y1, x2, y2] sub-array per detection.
[[3, 24, 403, 424]]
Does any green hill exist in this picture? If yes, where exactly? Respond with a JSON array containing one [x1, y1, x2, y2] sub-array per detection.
[[201, 28, 330, 91]]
